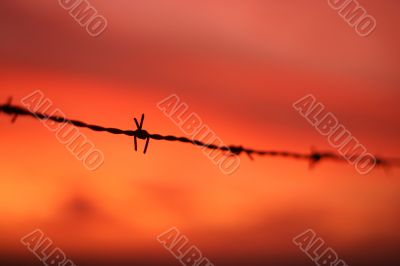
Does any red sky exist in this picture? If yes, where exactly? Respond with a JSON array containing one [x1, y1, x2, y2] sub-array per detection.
[[0, 1, 399, 265]]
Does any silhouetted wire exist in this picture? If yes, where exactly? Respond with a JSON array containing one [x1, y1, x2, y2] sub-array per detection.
[[1, 101, 399, 168]]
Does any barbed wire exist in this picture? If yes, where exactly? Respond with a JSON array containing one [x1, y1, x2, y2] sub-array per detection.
[[1, 99, 399, 169]]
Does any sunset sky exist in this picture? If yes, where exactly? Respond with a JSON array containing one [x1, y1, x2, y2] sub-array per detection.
[[1, 1, 400, 265]]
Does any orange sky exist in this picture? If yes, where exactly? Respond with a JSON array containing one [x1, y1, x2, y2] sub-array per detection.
[[0, 1, 400, 265]]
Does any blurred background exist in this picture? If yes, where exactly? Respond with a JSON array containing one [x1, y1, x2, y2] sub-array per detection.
[[0, 0, 399, 265]]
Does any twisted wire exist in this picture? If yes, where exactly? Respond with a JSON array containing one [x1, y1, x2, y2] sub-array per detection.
[[1, 102, 399, 168]]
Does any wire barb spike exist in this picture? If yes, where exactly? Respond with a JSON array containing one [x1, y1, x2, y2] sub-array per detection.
[[133, 114, 150, 154], [2, 97, 18, 123]]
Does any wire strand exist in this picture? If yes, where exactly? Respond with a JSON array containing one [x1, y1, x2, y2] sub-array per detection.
[[1, 103, 399, 168]]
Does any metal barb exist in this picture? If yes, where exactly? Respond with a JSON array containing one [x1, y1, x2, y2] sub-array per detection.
[[133, 114, 150, 154], [308, 152, 322, 169], [3, 97, 18, 122], [11, 114, 18, 123], [246, 150, 254, 160]]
